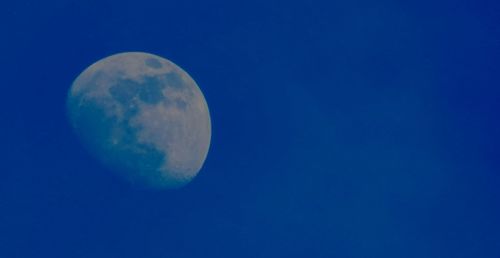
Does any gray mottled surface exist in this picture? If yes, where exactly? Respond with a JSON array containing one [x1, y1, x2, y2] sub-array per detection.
[[67, 52, 211, 189]]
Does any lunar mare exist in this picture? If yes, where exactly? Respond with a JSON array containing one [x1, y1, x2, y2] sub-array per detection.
[[67, 52, 211, 189]]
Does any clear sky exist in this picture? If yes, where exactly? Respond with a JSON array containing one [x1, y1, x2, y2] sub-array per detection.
[[2, 0, 500, 257]]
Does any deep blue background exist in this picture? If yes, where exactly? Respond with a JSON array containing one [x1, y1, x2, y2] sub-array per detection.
[[1, 0, 500, 257]]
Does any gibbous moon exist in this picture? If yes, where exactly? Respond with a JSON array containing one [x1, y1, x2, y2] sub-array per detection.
[[67, 52, 211, 189]]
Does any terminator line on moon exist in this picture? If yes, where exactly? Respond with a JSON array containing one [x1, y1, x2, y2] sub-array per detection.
[[67, 52, 211, 189]]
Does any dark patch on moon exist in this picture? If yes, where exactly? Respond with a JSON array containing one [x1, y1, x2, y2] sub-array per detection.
[[175, 99, 188, 109], [106, 118, 166, 186], [68, 98, 114, 151], [109, 76, 166, 107], [164, 72, 184, 89], [140, 77, 166, 104], [69, 96, 166, 187], [109, 79, 141, 105], [145, 58, 162, 69], [106, 75, 170, 177]]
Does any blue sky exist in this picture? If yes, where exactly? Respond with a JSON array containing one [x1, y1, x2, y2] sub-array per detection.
[[2, 0, 500, 257]]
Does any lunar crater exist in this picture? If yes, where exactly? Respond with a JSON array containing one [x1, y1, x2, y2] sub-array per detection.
[[145, 58, 163, 69]]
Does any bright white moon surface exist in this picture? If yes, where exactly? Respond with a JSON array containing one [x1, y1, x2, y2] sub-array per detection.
[[67, 52, 211, 189]]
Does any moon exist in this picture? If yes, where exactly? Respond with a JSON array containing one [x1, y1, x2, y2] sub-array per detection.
[[67, 52, 211, 189]]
